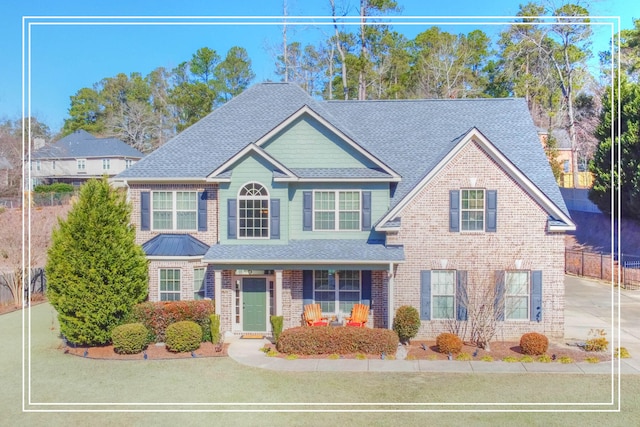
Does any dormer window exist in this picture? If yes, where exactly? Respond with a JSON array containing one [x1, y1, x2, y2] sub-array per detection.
[[238, 182, 269, 239]]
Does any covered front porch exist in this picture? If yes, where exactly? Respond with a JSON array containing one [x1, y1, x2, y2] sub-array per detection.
[[203, 239, 404, 335]]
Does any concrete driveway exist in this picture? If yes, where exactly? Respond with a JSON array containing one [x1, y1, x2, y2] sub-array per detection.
[[565, 275, 640, 366]]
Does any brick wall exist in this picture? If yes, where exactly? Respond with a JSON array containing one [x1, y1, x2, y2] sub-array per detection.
[[128, 183, 218, 246], [147, 260, 210, 302], [387, 140, 566, 340]]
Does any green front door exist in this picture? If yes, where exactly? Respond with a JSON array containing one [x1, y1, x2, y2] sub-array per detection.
[[242, 278, 267, 331]]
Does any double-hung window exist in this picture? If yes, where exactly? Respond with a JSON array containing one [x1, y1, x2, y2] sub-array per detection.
[[159, 268, 181, 301], [125, 159, 133, 169], [102, 159, 111, 170], [193, 268, 205, 300], [431, 270, 456, 319], [313, 270, 361, 314], [77, 159, 86, 171], [461, 189, 484, 231], [313, 190, 360, 231], [505, 271, 529, 320], [152, 191, 197, 230]]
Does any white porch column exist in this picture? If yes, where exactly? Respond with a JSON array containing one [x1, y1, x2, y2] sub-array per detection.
[[388, 263, 395, 330], [214, 270, 222, 315], [275, 270, 283, 316]]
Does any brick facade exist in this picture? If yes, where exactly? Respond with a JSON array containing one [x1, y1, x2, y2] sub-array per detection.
[[386, 140, 565, 339], [128, 183, 218, 246]]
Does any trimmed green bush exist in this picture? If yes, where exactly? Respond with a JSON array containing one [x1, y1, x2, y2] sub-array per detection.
[[519, 332, 549, 355], [210, 314, 221, 344], [276, 326, 398, 356], [392, 305, 421, 344], [436, 333, 463, 354], [131, 300, 214, 342], [111, 323, 150, 354], [33, 183, 74, 193], [270, 315, 284, 342], [165, 321, 202, 352]]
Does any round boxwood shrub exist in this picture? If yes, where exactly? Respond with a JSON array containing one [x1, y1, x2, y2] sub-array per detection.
[[165, 321, 202, 353], [519, 332, 549, 355], [436, 332, 463, 354], [111, 323, 150, 354], [392, 305, 421, 344]]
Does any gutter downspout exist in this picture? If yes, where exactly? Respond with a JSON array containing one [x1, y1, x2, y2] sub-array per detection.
[[388, 262, 395, 330]]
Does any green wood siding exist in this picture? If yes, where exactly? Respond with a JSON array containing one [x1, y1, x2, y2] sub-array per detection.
[[262, 115, 376, 169], [288, 183, 388, 241], [219, 153, 289, 245]]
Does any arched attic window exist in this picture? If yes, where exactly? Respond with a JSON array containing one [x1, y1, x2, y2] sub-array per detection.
[[238, 182, 269, 238]]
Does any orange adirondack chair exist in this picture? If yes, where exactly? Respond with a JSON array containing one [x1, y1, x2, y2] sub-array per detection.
[[304, 304, 328, 326], [346, 303, 369, 327]]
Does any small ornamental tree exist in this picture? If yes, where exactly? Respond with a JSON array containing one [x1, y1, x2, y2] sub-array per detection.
[[46, 177, 148, 345], [392, 305, 421, 344]]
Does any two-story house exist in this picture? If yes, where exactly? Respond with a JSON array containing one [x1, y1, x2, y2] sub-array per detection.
[[30, 129, 143, 188], [116, 82, 575, 341]]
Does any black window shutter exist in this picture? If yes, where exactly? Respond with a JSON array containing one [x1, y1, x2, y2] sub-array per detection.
[[303, 191, 312, 231], [197, 191, 207, 232], [420, 270, 431, 320], [227, 198, 237, 239], [456, 271, 468, 321], [270, 199, 280, 239], [361, 191, 371, 231], [531, 270, 543, 322], [486, 190, 497, 232], [495, 271, 505, 321], [140, 191, 150, 231], [361, 270, 372, 308], [449, 190, 459, 232], [302, 270, 313, 307]]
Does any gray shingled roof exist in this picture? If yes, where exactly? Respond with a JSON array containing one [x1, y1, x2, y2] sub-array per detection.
[[203, 239, 404, 264], [32, 130, 144, 159], [142, 234, 210, 257], [118, 82, 568, 216], [288, 168, 393, 179]]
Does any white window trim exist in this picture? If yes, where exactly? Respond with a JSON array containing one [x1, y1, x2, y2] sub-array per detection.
[[159, 268, 181, 301], [237, 182, 270, 240], [312, 190, 361, 231], [504, 270, 530, 321], [35, 160, 41, 171], [460, 188, 485, 232], [125, 159, 133, 169], [313, 270, 362, 315], [102, 158, 111, 170], [151, 191, 198, 231], [77, 159, 86, 171], [52, 160, 56, 170], [431, 270, 456, 320]]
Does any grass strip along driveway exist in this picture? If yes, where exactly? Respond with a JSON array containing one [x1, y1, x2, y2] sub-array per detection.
[[2, 303, 639, 426]]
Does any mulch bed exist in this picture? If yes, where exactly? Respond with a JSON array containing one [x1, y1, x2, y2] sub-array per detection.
[[261, 340, 612, 362], [62, 342, 229, 360]]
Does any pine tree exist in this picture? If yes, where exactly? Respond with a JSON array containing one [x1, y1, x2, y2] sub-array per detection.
[[46, 178, 148, 345], [589, 77, 640, 220]]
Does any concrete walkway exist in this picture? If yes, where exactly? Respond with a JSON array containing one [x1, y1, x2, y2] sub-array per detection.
[[227, 275, 640, 374]]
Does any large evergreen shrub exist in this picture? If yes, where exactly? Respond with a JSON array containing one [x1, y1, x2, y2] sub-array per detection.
[[46, 177, 148, 345]]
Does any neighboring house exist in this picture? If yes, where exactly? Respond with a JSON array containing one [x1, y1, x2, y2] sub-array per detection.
[[538, 128, 593, 188], [29, 129, 143, 188], [116, 82, 575, 340]]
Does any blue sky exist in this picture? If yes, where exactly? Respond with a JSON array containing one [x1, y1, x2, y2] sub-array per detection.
[[0, 0, 635, 135]]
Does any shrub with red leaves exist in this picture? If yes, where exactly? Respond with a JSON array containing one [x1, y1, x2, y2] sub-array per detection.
[[131, 300, 214, 342]]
